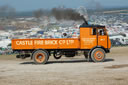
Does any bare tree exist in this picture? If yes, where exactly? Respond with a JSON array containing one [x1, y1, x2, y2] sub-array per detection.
[[0, 5, 16, 19], [7, 7, 16, 19], [33, 9, 44, 19]]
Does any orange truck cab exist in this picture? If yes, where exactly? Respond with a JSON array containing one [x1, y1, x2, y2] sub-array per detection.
[[12, 24, 111, 64]]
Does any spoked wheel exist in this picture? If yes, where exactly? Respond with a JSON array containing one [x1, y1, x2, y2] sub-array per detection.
[[53, 51, 62, 59], [91, 48, 105, 62], [33, 50, 49, 64]]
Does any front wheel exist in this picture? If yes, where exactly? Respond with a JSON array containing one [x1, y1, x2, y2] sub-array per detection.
[[90, 48, 106, 62], [32, 50, 49, 64]]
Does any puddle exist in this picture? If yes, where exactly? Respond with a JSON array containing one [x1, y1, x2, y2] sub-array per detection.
[[105, 64, 128, 69], [114, 78, 125, 81]]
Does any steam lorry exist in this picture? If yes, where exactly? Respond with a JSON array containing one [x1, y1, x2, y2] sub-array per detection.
[[12, 21, 111, 64]]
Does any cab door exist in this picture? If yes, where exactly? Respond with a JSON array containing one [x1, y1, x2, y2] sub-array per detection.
[[98, 28, 108, 48]]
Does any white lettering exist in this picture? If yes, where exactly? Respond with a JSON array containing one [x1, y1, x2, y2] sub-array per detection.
[[16, 41, 33, 45], [34, 40, 44, 45], [45, 40, 57, 45], [59, 40, 65, 44]]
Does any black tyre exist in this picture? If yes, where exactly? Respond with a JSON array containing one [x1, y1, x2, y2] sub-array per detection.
[[33, 50, 49, 64], [90, 48, 105, 62], [84, 51, 88, 59], [53, 51, 62, 59]]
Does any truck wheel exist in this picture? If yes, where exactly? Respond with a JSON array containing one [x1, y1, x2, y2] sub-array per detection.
[[91, 48, 105, 62], [53, 51, 62, 59], [33, 50, 49, 64], [84, 51, 88, 59]]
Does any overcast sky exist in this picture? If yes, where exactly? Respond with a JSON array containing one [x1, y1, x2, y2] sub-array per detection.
[[0, 0, 127, 11]]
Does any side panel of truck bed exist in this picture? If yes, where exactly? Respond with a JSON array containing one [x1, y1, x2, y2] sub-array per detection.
[[12, 38, 80, 50]]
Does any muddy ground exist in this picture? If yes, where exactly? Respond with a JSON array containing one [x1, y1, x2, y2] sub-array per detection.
[[0, 47, 128, 85]]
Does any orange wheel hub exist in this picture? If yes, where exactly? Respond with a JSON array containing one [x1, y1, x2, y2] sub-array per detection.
[[35, 53, 45, 63], [94, 51, 104, 61]]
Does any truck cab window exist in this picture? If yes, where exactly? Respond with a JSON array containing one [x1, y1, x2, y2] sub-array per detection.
[[98, 29, 106, 35], [92, 28, 96, 35]]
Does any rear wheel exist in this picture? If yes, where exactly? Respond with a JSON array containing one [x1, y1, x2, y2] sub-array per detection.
[[84, 51, 88, 59], [53, 51, 62, 59], [91, 48, 105, 62], [33, 50, 49, 64]]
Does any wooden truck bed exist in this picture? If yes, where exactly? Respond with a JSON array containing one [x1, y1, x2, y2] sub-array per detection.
[[12, 38, 80, 50]]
